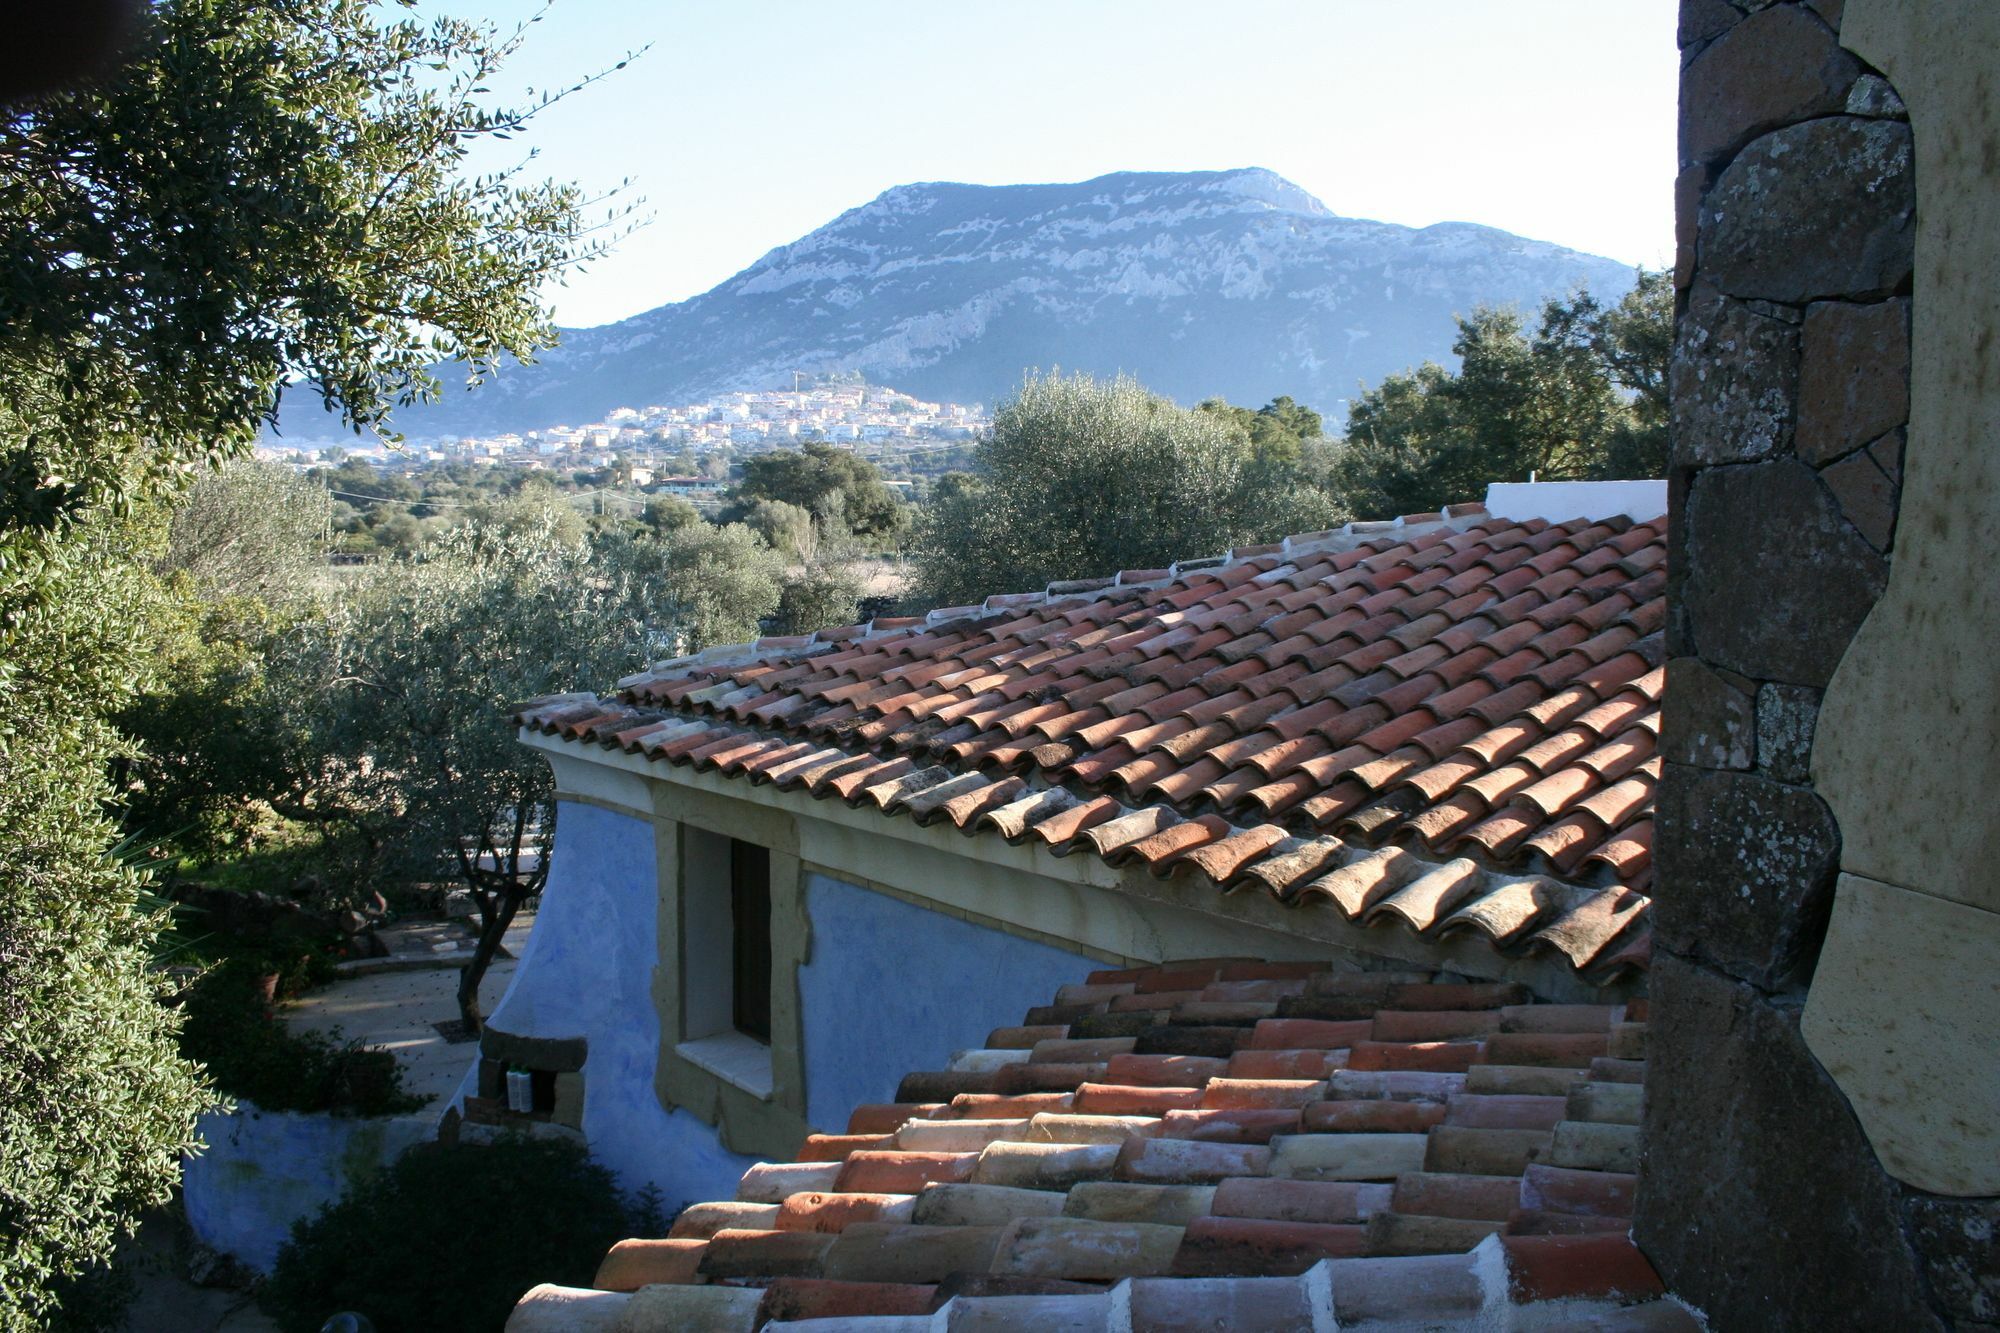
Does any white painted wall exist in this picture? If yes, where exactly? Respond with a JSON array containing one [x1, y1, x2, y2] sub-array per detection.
[[1483, 478, 1667, 523]]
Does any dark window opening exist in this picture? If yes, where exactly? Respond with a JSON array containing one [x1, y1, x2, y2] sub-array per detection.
[[729, 839, 772, 1042]]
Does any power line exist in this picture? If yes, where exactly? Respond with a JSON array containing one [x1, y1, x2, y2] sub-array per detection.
[[321, 484, 659, 511]]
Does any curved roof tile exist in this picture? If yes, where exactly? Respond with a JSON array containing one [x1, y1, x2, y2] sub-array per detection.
[[516, 507, 1666, 984]]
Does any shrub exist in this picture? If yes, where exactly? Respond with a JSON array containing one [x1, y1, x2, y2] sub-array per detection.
[[176, 960, 422, 1117], [261, 1138, 641, 1333]]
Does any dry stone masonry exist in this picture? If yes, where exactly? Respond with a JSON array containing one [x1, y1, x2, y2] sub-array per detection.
[[1647, 2, 1995, 1328]]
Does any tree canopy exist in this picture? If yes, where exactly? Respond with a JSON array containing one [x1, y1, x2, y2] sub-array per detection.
[[275, 507, 764, 1029], [1195, 394, 1327, 465], [0, 0, 624, 1320], [722, 441, 907, 541], [1336, 270, 1671, 516], [909, 371, 1342, 609]]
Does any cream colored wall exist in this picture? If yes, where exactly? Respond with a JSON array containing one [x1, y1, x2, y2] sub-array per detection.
[[1807, 0, 2000, 1197]]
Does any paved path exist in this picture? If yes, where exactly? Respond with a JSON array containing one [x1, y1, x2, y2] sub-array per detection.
[[282, 914, 536, 1106]]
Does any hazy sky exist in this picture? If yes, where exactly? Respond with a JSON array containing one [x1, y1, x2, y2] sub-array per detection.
[[438, 1, 1680, 329]]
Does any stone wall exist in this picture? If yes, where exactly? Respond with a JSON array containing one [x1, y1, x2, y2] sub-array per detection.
[[1643, 2, 1998, 1328]]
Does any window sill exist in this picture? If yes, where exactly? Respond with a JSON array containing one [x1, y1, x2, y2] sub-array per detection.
[[675, 1031, 774, 1100]]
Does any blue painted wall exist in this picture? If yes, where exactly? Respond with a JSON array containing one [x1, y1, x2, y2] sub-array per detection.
[[183, 1104, 436, 1271], [797, 873, 1101, 1132], [484, 800, 757, 1210]]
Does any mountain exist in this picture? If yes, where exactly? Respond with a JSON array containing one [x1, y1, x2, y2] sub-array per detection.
[[376, 168, 1635, 438]]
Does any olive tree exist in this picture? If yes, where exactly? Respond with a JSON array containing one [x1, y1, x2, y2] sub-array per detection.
[[0, 0, 631, 1319], [158, 460, 334, 604], [284, 512, 781, 1031], [910, 371, 1342, 608]]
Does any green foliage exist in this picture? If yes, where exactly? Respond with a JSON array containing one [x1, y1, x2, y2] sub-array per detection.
[[41, 1263, 135, 1333], [0, 0, 625, 1319], [1195, 394, 1326, 466], [177, 959, 422, 1117], [118, 463, 337, 854], [158, 462, 333, 604], [640, 493, 701, 536], [0, 530, 216, 1331], [910, 371, 1343, 608], [724, 441, 908, 541], [273, 512, 777, 1027], [0, 0, 627, 569], [1338, 270, 1672, 515], [616, 523, 786, 654], [743, 497, 818, 560], [260, 1137, 639, 1333], [117, 591, 296, 855]]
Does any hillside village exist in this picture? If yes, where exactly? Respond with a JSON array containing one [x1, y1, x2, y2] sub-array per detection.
[[260, 382, 989, 474]]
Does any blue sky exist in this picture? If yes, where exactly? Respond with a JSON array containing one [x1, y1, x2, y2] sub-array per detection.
[[439, 1, 1679, 329]]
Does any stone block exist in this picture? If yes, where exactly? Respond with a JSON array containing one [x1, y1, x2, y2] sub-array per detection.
[[1680, 4, 1859, 167], [1868, 426, 1905, 482], [1662, 658, 1755, 769], [479, 1026, 587, 1074], [1669, 282, 1799, 466], [1846, 73, 1905, 118], [1821, 447, 1900, 552], [1905, 1197, 2000, 1327], [1683, 459, 1887, 687], [1700, 117, 1914, 303], [1677, 0, 1741, 50], [1635, 953, 1942, 1331], [1654, 764, 1840, 989], [551, 1072, 584, 1129], [1673, 164, 1707, 291], [1755, 682, 1820, 784], [1797, 298, 1910, 464]]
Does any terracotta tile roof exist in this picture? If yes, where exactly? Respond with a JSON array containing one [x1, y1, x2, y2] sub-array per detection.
[[515, 506, 1665, 984], [508, 959, 1689, 1330]]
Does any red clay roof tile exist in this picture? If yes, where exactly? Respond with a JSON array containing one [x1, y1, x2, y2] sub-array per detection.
[[520, 512, 1667, 985]]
